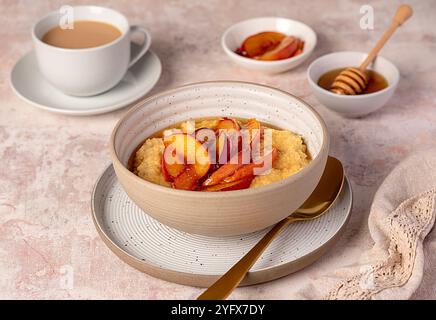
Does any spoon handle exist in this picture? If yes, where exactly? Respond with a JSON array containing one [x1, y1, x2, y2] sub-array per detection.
[[197, 216, 296, 300], [359, 4, 413, 71]]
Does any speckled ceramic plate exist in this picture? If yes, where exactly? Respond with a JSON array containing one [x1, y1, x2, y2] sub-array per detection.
[[10, 46, 161, 116], [91, 165, 352, 287]]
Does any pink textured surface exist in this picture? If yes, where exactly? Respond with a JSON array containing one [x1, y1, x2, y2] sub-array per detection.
[[1, 0, 435, 299]]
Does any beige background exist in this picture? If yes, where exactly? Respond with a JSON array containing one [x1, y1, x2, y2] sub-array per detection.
[[1, 0, 435, 299]]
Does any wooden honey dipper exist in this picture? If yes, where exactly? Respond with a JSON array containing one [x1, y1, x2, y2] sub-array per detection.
[[330, 4, 413, 95]]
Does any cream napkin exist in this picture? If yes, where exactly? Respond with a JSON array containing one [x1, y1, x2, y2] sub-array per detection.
[[299, 151, 436, 300]]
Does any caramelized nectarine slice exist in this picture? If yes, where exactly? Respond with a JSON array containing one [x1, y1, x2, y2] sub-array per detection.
[[244, 118, 262, 146], [224, 148, 278, 183], [292, 39, 305, 57], [201, 176, 254, 192], [163, 128, 183, 140], [216, 118, 242, 161], [216, 130, 229, 164], [221, 176, 254, 191], [173, 166, 198, 190], [245, 118, 261, 130], [203, 150, 246, 186], [195, 127, 216, 146], [162, 145, 185, 179], [216, 118, 240, 131], [161, 153, 174, 182], [163, 133, 211, 179], [257, 36, 299, 61], [241, 32, 285, 58]]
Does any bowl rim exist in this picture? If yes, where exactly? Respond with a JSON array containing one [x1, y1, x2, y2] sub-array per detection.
[[109, 80, 329, 198], [221, 16, 317, 66], [307, 51, 400, 99]]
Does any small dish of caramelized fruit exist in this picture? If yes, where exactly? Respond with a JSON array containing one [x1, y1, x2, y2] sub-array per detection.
[[221, 17, 316, 73], [235, 31, 304, 61]]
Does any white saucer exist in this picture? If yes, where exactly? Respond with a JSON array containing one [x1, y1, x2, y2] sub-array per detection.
[[91, 165, 353, 287], [10, 48, 161, 116]]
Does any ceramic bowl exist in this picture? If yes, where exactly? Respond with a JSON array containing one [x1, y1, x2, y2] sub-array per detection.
[[307, 51, 400, 117], [109, 81, 329, 236], [221, 17, 317, 73]]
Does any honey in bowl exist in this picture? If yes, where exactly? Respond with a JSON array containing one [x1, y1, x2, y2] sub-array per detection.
[[318, 68, 388, 94]]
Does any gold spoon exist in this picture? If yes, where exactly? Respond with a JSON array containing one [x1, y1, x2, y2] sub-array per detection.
[[197, 156, 344, 300], [330, 4, 413, 95]]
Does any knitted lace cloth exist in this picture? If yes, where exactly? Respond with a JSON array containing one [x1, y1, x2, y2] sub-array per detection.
[[298, 151, 436, 300]]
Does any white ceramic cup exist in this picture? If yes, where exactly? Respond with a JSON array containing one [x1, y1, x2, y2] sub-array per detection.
[[32, 6, 151, 96]]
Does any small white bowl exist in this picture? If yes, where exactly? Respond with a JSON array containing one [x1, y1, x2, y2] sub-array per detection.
[[221, 17, 317, 73], [307, 51, 400, 118]]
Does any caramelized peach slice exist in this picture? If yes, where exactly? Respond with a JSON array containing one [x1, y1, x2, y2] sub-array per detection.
[[162, 146, 185, 180], [195, 127, 216, 146], [245, 118, 261, 131], [224, 148, 278, 183], [244, 118, 262, 146], [241, 32, 285, 58], [216, 118, 240, 131], [163, 134, 211, 179], [172, 166, 198, 190], [257, 36, 299, 61], [203, 150, 246, 186], [163, 135, 175, 147], [217, 118, 242, 160], [201, 176, 254, 192], [163, 128, 183, 140], [293, 39, 305, 57], [161, 153, 174, 182], [216, 130, 241, 165], [221, 176, 254, 191], [216, 130, 229, 164]]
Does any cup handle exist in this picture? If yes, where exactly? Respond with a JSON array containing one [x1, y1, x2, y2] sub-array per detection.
[[128, 25, 151, 68]]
